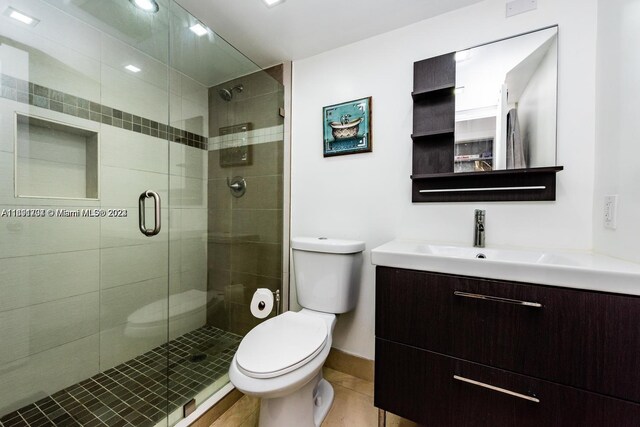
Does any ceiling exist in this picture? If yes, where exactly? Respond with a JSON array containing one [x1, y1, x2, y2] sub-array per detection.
[[12, 0, 483, 87], [37, 0, 261, 86], [176, 0, 484, 68]]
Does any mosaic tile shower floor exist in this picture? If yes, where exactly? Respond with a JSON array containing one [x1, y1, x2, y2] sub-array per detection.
[[0, 327, 241, 427]]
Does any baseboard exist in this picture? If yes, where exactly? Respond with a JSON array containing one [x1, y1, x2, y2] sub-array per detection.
[[190, 388, 243, 427], [325, 347, 374, 382]]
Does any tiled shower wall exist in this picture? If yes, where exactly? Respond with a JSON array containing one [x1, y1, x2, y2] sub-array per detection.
[[207, 66, 284, 335], [0, 1, 208, 416]]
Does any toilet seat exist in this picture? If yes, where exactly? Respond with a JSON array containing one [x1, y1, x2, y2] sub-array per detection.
[[236, 311, 328, 379]]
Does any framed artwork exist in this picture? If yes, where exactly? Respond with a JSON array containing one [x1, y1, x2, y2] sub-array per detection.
[[323, 96, 372, 157]]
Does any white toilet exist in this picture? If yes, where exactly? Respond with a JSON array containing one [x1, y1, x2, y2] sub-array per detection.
[[229, 236, 365, 427]]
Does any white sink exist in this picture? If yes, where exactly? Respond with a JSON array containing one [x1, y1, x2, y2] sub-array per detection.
[[371, 240, 640, 296], [418, 244, 556, 263]]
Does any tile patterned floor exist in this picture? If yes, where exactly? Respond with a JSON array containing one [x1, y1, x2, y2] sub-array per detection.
[[0, 326, 241, 427], [209, 367, 419, 427]]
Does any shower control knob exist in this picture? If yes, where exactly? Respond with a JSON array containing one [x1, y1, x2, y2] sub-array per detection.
[[226, 176, 246, 198]]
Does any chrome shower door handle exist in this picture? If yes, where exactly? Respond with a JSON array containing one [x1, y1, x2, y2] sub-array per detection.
[[138, 190, 161, 237]]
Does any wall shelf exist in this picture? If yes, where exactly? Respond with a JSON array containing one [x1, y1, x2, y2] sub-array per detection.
[[411, 53, 456, 177], [15, 113, 99, 200], [411, 129, 455, 140], [411, 166, 563, 202], [411, 84, 456, 100]]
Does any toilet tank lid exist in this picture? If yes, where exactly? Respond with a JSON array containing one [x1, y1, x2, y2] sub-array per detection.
[[291, 237, 365, 254]]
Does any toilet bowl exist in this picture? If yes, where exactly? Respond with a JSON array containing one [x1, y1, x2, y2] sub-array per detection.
[[230, 310, 336, 395], [229, 237, 365, 427], [229, 309, 336, 426]]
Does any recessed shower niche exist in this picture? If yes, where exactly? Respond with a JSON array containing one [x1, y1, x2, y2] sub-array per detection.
[[15, 114, 99, 200]]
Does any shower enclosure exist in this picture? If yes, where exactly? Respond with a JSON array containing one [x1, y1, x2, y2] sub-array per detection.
[[0, 0, 284, 425]]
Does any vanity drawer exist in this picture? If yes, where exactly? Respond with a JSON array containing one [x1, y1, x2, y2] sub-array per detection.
[[375, 267, 640, 402], [374, 338, 640, 427]]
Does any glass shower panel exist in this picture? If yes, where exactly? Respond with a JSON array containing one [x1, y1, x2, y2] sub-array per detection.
[[0, 0, 284, 424], [206, 68, 285, 336], [0, 0, 172, 425], [166, 1, 285, 415]]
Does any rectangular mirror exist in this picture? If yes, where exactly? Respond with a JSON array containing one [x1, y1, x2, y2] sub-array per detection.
[[454, 27, 558, 173]]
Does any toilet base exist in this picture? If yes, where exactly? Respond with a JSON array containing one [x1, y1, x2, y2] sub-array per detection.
[[258, 371, 334, 427]]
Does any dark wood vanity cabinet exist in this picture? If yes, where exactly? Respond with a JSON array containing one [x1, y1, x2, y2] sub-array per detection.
[[374, 267, 640, 426]]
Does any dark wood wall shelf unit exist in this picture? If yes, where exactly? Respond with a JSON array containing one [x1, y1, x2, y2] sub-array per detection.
[[411, 54, 562, 203], [411, 53, 456, 179], [374, 267, 640, 426], [411, 166, 563, 202]]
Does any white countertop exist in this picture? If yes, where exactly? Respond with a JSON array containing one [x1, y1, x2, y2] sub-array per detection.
[[371, 240, 640, 296]]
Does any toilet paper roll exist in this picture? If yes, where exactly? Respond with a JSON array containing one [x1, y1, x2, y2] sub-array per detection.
[[250, 288, 274, 319]]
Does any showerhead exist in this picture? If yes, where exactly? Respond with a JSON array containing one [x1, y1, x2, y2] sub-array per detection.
[[218, 88, 232, 101], [218, 84, 244, 101]]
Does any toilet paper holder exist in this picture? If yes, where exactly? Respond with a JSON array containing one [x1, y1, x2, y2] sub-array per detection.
[[273, 289, 281, 316], [256, 289, 281, 316]]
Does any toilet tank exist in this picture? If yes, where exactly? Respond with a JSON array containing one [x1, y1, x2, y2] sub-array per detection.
[[291, 237, 365, 314]]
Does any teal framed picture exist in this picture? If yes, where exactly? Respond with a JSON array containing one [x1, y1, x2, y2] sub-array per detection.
[[323, 96, 372, 157]]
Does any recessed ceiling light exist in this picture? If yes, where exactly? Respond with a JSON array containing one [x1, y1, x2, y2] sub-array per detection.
[[4, 7, 39, 27], [125, 64, 141, 73], [129, 0, 159, 13], [189, 23, 209, 37], [263, 0, 285, 7]]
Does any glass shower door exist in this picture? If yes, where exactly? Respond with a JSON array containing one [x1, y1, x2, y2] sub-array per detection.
[[0, 0, 285, 425], [95, 16, 172, 427], [0, 0, 173, 425]]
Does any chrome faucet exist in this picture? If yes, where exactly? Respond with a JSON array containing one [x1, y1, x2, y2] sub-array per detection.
[[474, 209, 485, 248]]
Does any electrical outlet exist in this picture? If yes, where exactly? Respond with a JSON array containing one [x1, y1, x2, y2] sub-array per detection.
[[506, 0, 538, 17], [604, 195, 618, 229]]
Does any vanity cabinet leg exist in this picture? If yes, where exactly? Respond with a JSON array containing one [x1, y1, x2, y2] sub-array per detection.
[[378, 409, 386, 427]]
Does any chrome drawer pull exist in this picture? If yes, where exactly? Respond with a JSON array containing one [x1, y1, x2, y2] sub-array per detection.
[[453, 375, 540, 403], [454, 291, 542, 308]]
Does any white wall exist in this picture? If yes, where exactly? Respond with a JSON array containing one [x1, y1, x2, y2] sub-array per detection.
[[291, 0, 598, 359], [593, 0, 640, 263]]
